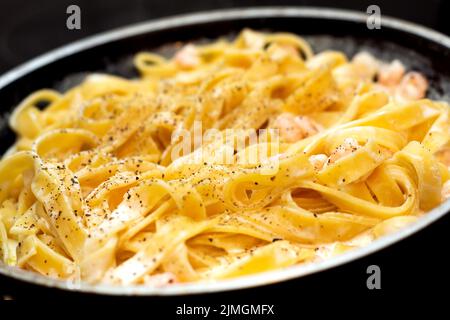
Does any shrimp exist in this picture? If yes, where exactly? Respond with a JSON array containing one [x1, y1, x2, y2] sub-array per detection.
[[376, 59, 427, 101], [174, 44, 200, 69], [309, 154, 328, 170], [396, 71, 428, 101], [378, 60, 405, 86], [328, 138, 361, 164], [272, 113, 321, 143], [352, 52, 380, 79], [143, 272, 177, 287]]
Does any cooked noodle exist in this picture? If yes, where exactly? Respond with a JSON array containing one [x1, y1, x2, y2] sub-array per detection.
[[0, 29, 448, 286]]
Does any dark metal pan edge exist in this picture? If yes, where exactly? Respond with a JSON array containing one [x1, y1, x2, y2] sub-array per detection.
[[0, 7, 449, 296]]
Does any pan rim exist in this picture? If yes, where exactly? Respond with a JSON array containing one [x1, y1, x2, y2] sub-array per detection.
[[0, 6, 449, 296]]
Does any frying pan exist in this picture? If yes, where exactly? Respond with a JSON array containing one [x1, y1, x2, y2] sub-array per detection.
[[0, 7, 449, 299]]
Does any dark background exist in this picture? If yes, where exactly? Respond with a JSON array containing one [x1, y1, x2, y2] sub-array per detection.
[[1, 0, 450, 73], [0, 0, 449, 312]]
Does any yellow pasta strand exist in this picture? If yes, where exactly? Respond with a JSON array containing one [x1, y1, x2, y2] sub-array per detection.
[[0, 29, 448, 286]]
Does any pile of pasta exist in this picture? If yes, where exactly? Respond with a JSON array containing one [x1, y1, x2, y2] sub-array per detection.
[[0, 29, 449, 286]]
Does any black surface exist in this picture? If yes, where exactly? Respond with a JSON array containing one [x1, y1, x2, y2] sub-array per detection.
[[0, 0, 449, 74], [0, 0, 449, 312]]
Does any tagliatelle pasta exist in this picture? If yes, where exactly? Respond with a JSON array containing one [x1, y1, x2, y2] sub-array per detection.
[[0, 29, 449, 286]]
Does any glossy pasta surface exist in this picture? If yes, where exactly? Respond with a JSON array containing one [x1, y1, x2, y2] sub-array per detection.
[[0, 29, 449, 286]]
